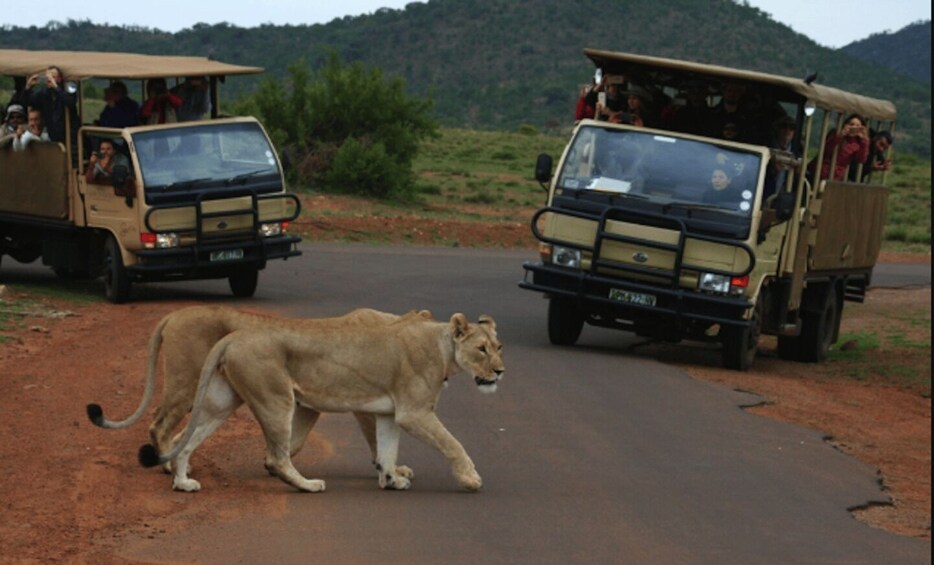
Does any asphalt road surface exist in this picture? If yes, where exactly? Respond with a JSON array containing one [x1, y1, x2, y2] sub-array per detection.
[[2, 245, 930, 563]]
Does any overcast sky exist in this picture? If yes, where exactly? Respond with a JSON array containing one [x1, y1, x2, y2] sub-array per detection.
[[4, 0, 931, 49]]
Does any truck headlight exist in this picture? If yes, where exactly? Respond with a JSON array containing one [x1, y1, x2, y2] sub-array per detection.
[[140, 232, 179, 249], [552, 245, 581, 269], [259, 222, 283, 237], [698, 273, 749, 296]]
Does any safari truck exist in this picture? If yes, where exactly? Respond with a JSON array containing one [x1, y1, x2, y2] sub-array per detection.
[[0, 50, 300, 302], [520, 49, 896, 370]]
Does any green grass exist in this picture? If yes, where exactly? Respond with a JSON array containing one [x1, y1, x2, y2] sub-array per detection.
[[884, 153, 932, 252], [411, 128, 565, 209]]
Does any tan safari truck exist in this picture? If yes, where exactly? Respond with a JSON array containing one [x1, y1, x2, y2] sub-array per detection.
[[0, 50, 300, 303], [520, 49, 895, 370]]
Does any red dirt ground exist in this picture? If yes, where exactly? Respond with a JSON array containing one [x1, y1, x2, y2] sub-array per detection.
[[0, 195, 929, 560]]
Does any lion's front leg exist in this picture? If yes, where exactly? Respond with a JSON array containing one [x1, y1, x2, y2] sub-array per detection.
[[357, 412, 414, 481], [397, 411, 481, 491], [374, 415, 411, 490]]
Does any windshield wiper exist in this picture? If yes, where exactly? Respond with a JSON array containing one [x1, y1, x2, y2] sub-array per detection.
[[156, 177, 212, 192], [662, 201, 746, 217], [225, 169, 273, 186]]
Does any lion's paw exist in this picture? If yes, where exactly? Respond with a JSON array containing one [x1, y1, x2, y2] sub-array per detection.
[[173, 477, 202, 492], [379, 473, 412, 490], [395, 465, 415, 479], [299, 479, 326, 493], [457, 470, 482, 492]]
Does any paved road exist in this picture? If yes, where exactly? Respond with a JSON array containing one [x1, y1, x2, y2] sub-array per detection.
[[2, 246, 930, 563]]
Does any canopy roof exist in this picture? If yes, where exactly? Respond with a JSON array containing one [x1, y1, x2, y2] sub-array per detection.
[[0, 49, 263, 81], [584, 48, 896, 122]]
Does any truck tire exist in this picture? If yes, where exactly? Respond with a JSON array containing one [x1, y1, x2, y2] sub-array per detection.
[[776, 334, 800, 360], [548, 297, 584, 346], [797, 286, 838, 362], [228, 268, 259, 298], [103, 237, 131, 304], [721, 296, 762, 371]]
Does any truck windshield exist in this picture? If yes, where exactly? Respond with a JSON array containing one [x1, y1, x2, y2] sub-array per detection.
[[555, 125, 763, 233], [133, 121, 281, 202]]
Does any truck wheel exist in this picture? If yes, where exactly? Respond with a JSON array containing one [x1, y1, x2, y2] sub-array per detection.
[[103, 237, 131, 304], [548, 298, 584, 346], [798, 287, 838, 363], [229, 268, 259, 298], [776, 335, 800, 360], [721, 297, 762, 371]]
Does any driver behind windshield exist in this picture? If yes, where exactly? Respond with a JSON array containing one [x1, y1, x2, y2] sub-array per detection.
[[703, 155, 753, 212]]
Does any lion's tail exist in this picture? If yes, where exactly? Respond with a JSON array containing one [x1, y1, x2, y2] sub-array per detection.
[[86, 313, 171, 429], [138, 335, 231, 468]]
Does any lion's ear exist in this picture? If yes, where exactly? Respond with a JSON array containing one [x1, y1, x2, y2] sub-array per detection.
[[478, 315, 496, 333], [450, 313, 470, 339], [417, 309, 434, 320]]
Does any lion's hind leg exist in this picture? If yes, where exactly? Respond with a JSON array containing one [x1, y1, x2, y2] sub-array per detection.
[[253, 396, 325, 493], [172, 376, 242, 492]]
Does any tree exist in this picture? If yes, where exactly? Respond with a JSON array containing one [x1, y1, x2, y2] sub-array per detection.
[[237, 52, 438, 200]]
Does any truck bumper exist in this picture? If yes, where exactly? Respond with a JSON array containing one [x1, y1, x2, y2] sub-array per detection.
[[126, 235, 301, 281], [520, 261, 753, 337]]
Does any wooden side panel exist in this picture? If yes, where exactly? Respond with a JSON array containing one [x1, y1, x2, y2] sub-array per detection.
[[809, 181, 888, 271], [0, 143, 70, 219]]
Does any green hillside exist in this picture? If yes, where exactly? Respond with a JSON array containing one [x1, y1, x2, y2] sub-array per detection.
[[1, 0, 930, 154], [842, 20, 931, 84]]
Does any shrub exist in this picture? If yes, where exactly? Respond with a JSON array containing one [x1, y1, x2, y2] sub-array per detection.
[[237, 53, 437, 200]]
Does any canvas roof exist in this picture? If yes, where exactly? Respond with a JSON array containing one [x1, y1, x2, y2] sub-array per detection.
[[584, 48, 896, 122], [0, 49, 263, 81]]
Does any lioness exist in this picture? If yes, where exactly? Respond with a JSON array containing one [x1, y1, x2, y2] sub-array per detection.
[[139, 313, 504, 493], [88, 306, 429, 470]]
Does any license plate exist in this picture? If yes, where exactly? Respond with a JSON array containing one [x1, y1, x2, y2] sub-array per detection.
[[210, 249, 244, 262], [609, 288, 656, 307]]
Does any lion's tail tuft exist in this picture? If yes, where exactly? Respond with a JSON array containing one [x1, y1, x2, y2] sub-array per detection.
[[86, 404, 105, 427], [138, 444, 161, 468]]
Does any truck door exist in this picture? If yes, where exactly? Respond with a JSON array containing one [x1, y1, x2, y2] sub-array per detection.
[[82, 172, 136, 237]]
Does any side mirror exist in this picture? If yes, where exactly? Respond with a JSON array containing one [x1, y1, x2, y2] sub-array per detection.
[[535, 153, 553, 188], [773, 190, 795, 222], [111, 164, 134, 207]]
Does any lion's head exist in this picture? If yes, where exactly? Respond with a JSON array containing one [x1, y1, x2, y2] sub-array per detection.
[[451, 314, 504, 394]]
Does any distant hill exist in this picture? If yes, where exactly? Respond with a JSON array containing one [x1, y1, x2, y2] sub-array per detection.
[[841, 21, 931, 84], [1, 0, 930, 155]]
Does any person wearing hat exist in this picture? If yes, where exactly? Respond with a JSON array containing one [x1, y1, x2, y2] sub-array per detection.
[[0, 104, 27, 149], [613, 85, 655, 127]]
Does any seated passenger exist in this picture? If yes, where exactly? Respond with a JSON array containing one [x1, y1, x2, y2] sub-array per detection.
[[12, 108, 51, 152], [764, 115, 798, 199], [26, 66, 78, 145], [706, 80, 750, 142], [140, 78, 182, 124], [816, 114, 869, 181], [703, 155, 753, 212], [99, 81, 140, 128], [575, 81, 596, 121], [587, 74, 627, 121], [616, 86, 656, 127], [667, 83, 709, 136], [85, 139, 130, 184], [0, 104, 27, 149], [171, 76, 212, 121], [859, 130, 893, 181]]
